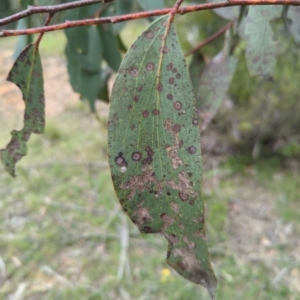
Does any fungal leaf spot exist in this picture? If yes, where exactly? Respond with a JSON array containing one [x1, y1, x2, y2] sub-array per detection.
[[108, 15, 217, 299], [0, 43, 45, 177]]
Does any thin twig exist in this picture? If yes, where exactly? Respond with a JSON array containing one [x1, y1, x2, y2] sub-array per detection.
[[1, 0, 300, 37], [36, 13, 54, 48], [185, 22, 234, 57], [0, 0, 113, 27]]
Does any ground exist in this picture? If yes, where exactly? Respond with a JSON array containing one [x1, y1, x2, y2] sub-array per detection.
[[0, 32, 299, 300]]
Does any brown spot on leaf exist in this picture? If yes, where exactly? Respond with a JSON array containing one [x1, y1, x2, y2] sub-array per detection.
[[172, 124, 181, 133], [171, 202, 179, 213], [130, 67, 139, 77], [115, 152, 128, 167], [152, 109, 160, 115], [169, 78, 175, 84], [173, 101, 182, 110], [156, 83, 163, 92], [133, 202, 153, 229], [133, 95, 139, 102], [192, 118, 198, 125], [160, 46, 169, 54], [146, 62, 155, 72], [166, 63, 173, 71], [121, 169, 163, 200], [144, 30, 154, 39], [167, 93, 173, 100], [176, 73, 181, 79], [160, 213, 175, 230], [132, 152, 142, 161], [143, 110, 149, 118], [179, 191, 189, 201]]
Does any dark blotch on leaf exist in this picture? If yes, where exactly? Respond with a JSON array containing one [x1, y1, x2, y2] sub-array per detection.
[[176, 73, 181, 79], [169, 78, 175, 84], [192, 118, 199, 125], [133, 95, 139, 102], [172, 124, 181, 133], [143, 110, 149, 118], [187, 146, 197, 154], [156, 83, 163, 92], [167, 93, 173, 100], [166, 63, 173, 71], [152, 109, 160, 115]]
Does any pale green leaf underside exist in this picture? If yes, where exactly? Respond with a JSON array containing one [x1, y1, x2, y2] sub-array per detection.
[[287, 7, 300, 45], [108, 15, 216, 298], [196, 52, 237, 131], [245, 6, 281, 79], [0, 43, 45, 177]]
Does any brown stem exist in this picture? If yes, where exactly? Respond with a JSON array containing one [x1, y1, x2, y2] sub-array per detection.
[[185, 22, 234, 57], [0, 0, 113, 27], [0, 0, 299, 37], [169, 0, 184, 23], [35, 13, 55, 48]]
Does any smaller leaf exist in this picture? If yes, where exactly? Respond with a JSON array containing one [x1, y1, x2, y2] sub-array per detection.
[[287, 7, 300, 45], [207, 0, 240, 20], [114, 0, 134, 32], [13, 18, 33, 60], [1, 44, 45, 177], [189, 52, 205, 96], [136, 0, 164, 11], [196, 52, 237, 131], [244, 6, 281, 79]]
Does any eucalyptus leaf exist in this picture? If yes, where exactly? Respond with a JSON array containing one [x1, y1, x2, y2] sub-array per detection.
[[245, 6, 281, 79], [196, 52, 237, 131], [1, 44, 45, 177], [108, 15, 217, 299], [287, 7, 300, 45]]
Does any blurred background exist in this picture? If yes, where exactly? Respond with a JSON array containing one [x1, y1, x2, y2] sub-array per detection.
[[0, 1, 299, 299]]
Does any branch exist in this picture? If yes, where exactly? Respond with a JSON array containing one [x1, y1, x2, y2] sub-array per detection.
[[0, 0, 113, 27], [185, 22, 234, 57], [0, 0, 299, 37]]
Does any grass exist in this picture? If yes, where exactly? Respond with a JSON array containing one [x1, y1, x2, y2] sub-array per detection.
[[0, 30, 299, 299], [1, 104, 299, 299]]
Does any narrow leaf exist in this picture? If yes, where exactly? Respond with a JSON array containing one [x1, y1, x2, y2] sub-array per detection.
[[189, 52, 205, 98], [108, 16, 217, 298], [244, 6, 281, 79], [13, 18, 33, 60], [136, 0, 165, 11], [0, 44, 45, 177], [196, 52, 237, 131], [287, 7, 300, 45]]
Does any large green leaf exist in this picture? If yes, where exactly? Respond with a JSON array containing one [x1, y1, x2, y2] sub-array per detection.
[[196, 52, 237, 131], [244, 6, 281, 79], [65, 7, 103, 111], [287, 7, 300, 45], [108, 15, 217, 299], [0, 44, 45, 177]]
